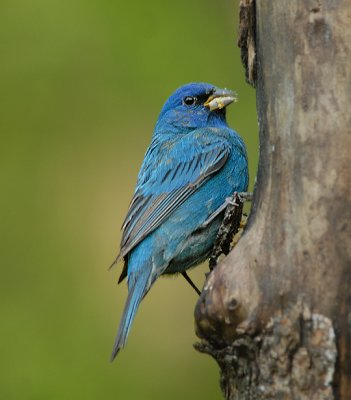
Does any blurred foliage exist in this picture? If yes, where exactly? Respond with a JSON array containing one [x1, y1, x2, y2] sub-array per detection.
[[0, 0, 258, 399]]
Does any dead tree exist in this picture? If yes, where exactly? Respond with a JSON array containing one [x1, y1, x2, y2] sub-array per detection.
[[194, 1, 351, 399]]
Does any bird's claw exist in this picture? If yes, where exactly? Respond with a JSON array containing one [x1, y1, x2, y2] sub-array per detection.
[[225, 192, 240, 207], [199, 192, 252, 230]]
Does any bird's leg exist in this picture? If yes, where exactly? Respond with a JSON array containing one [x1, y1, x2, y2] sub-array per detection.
[[181, 271, 201, 296]]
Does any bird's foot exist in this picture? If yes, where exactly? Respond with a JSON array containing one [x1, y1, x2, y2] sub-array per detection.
[[200, 192, 252, 230], [236, 191, 253, 203]]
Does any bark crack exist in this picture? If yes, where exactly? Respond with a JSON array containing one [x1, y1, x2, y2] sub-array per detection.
[[238, 0, 257, 87]]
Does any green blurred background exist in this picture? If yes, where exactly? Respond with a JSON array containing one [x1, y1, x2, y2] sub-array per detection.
[[0, 0, 257, 399]]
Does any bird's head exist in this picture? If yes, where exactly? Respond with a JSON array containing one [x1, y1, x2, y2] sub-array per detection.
[[155, 82, 238, 133]]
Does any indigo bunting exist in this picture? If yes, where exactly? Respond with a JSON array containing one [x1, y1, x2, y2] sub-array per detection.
[[111, 83, 248, 359]]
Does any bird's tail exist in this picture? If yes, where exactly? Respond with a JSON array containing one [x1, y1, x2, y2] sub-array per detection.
[[110, 269, 151, 361]]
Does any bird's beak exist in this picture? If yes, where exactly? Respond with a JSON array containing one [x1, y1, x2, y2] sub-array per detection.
[[204, 88, 238, 111]]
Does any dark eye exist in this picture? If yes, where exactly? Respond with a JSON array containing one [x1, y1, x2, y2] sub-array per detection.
[[183, 96, 196, 106]]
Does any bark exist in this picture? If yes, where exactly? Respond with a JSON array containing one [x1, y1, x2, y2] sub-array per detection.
[[194, 1, 351, 399]]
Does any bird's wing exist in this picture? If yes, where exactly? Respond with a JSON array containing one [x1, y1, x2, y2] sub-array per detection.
[[115, 129, 231, 266]]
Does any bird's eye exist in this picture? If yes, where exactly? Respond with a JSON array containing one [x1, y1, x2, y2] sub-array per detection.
[[183, 96, 196, 106]]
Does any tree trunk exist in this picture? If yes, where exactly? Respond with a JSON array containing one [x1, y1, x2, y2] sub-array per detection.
[[194, 1, 351, 399]]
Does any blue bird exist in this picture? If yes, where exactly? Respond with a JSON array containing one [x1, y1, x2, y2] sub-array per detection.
[[111, 82, 248, 359]]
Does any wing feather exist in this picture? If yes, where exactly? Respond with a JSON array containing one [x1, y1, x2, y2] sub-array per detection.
[[114, 129, 231, 268]]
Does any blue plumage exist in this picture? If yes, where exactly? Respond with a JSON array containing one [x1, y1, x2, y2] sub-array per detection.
[[111, 83, 248, 359]]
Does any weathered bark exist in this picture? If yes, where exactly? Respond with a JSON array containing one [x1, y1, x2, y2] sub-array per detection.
[[194, 1, 351, 399]]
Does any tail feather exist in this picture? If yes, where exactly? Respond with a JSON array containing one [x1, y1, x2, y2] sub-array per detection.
[[110, 270, 151, 361]]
